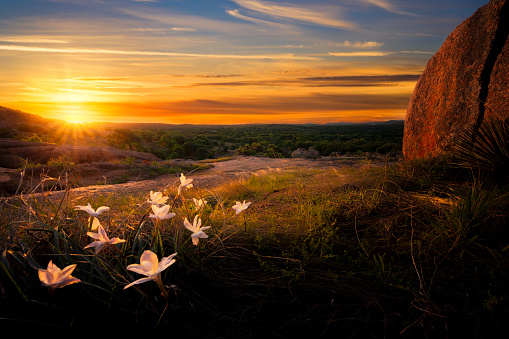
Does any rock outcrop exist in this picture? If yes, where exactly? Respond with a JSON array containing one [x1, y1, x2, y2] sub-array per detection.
[[0, 138, 161, 169], [291, 147, 319, 159], [403, 0, 509, 160]]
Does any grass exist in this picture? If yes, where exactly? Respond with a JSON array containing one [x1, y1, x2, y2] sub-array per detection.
[[1, 158, 508, 337]]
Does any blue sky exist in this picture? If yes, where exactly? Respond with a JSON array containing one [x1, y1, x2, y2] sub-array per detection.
[[0, 0, 488, 124]]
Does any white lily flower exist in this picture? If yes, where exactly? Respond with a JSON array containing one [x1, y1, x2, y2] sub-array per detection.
[[193, 198, 207, 211], [147, 191, 169, 207], [38, 260, 80, 291], [232, 200, 251, 215], [183, 215, 211, 246], [84, 224, 126, 254], [177, 173, 193, 194], [74, 203, 110, 217], [124, 250, 177, 290], [149, 204, 176, 220]]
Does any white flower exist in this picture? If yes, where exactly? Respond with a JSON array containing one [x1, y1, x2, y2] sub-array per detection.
[[183, 215, 211, 246], [38, 260, 80, 291], [193, 198, 207, 211], [232, 200, 251, 215], [124, 250, 177, 290], [84, 224, 126, 254], [75, 203, 110, 217], [147, 191, 169, 207], [149, 204, 176, 220], [177, 173, 193, 194]]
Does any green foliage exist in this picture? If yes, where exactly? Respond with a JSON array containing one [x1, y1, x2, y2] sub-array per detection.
[[103, 121, 404, 160], [22, 134, 43, 143], [440, 181, 495, 241], [47, 152, 75, 171]]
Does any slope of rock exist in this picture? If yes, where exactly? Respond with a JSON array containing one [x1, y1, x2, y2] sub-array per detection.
[[403, 0, 509, 160]]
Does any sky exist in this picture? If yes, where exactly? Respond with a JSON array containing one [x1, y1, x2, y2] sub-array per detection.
[[0, 0, 488, 124]]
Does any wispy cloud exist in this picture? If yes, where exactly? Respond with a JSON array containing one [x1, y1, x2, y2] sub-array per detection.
[[70, 77, 134, 81], [230, 0, 356, 30], [171, 27, 196, 32], [128, 28, 165, 32], [362, 0, 417, 16], [119, 7, 247, 35], [226, 9, 287, 28], [329, 51, 393, 57], [183, 74, 420, 88], [343, 41, 384, 48], [0, 37, 69, 44], [0, 44, 319, 60]]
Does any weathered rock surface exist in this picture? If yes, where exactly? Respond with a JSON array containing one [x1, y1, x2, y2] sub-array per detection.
[[403, 0, 509, 160], [291, 147, 319, 159], [0, 138, 161, 169]]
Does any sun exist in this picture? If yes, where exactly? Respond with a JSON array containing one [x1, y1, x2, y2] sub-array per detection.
[[49, 89, 98, 123]]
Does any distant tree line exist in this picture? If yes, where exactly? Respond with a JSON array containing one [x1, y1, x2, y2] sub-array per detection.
[[104, 122, 404, 160]]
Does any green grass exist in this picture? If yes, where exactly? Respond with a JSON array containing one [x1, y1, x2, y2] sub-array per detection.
[[1, 159, 508, 337]]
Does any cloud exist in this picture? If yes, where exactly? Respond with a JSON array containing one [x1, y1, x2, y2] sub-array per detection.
[[0, 44, 319, 60], [71, 77, 133, 81], [230, 0, 357, 30], [329, 51, 393, 57], [89, 92, 411, 119], [226, 9, 288, 28], [119, 7, 248, 35], [172, 74, 244, 78], [0, 37, 69, 43], [128, 28, 165, 32], [171, 27, 197, 32], [343, 41, 384, 48], [362, 0, 417, 16], [183, 74, 420, 88]]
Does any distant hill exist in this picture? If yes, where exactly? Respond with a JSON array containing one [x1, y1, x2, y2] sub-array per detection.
[[0, 106, 57, 127]]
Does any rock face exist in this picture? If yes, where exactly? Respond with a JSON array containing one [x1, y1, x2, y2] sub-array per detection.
[[291, 147, 319, 159], [403, 0, 509, 160], [0, 138, 161, 169]]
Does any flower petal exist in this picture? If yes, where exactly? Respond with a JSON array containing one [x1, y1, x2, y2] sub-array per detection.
[[91, 217, 101, 231], [124, 277, 153, 289], [183, 217, 195, 232], [97, 225, 109, 240], [38, 269, 54, 286], [55, 276, 81, 289], [156, 253, 178, 273], [194, 231, 209, 239], [57, 264, 77, 281], [191, 236, 199, 246], [95, 206, 110, 214], [84, 241, 106, 253], [126, 264, 149, 276], [86, 231, 102, 240], [140, 250, 159, 269], [109, 237, 126, 245]]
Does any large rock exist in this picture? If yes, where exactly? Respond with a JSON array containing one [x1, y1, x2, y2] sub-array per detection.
[[403, 0, 509, 160], [0, 138, 161, 169]]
